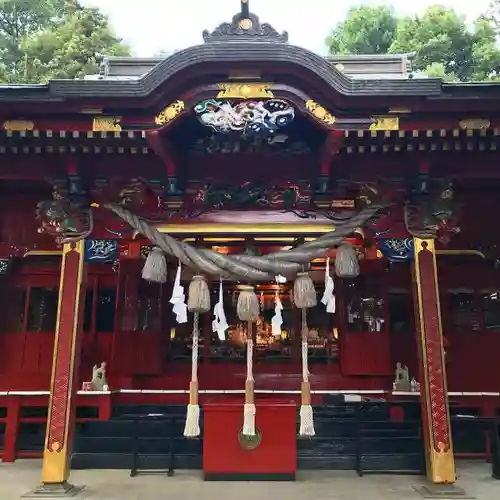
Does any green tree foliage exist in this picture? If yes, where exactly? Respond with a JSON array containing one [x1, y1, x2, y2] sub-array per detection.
[[0, 0, 129, 83], [326, 6, 398, 55], [326, 5, 500, 82], [487, 0, 500, 30]]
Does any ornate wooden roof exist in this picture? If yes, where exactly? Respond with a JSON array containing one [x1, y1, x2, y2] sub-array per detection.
[[0, 43, 444, 102], [0, 2, 499, 108]]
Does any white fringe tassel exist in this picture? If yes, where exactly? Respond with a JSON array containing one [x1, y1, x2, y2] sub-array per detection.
[[183, 403, 200, 438], [299, 404, 315, 436], [243, 403, 256, 436]]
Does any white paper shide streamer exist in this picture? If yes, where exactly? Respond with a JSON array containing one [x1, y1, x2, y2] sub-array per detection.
[[170, 264, 187, 324], [321, 257, 336, 314], [271, 292, 283, 336], [212, 279, 228, 340]]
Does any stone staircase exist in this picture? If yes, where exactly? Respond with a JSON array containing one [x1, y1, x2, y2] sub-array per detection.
[[71, 402, 425, 473], [298, 403, 424, 473]]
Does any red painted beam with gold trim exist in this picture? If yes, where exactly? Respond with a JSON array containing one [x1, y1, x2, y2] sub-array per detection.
[[413, 237, 455, 484], [38, 241, 86, 491]]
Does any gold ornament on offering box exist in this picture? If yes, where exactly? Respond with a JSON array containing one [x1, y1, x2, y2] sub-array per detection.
[[305, 100, 336, 125], [216, 83, 274, 99], [238, 427, 262, 450], [155, 100, 185, 126]]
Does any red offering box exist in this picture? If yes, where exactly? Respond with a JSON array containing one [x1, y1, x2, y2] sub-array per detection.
[[203, 400, 297, 480]]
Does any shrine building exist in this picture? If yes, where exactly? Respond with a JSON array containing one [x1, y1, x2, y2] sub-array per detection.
[[0, 1, 499, 494]]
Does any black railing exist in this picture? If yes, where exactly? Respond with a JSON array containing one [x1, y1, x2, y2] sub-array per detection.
[[116, 413, 181, 477], [451, 415, 500, 480], [356, 403, 424, 476]]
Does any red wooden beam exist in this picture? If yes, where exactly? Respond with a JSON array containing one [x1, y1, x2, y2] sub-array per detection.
[[318, 130, 343, 192], [146, 130, 180, 193]]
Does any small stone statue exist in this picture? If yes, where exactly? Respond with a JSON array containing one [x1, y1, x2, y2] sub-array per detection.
[[91, 362, 109, 392], [393, 362, 411, 391], [412, 378, 421, 392]]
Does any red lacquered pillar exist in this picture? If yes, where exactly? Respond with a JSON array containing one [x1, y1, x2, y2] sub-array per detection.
[[34, 241, 86, 495], [413, 237, 455, 484], [3, 395, 20, 462]]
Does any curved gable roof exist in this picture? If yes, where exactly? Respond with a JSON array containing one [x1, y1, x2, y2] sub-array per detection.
[[0, 5, 497, 105], [0, 42, 442, 103]]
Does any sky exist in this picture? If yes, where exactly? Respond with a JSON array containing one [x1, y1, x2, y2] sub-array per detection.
[[80, 0, 493, 57]]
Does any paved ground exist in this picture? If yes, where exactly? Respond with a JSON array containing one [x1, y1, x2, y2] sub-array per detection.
[[0, 460, 497, 499]]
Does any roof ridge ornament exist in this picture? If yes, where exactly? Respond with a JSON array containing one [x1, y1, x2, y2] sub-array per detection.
[[202, 0, 288, 44]]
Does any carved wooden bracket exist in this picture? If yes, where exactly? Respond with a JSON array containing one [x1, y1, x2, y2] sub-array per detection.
[[146, 131, 180, 193]]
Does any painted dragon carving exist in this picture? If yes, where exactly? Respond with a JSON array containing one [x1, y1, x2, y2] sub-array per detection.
[[194, 99, 295, 137]]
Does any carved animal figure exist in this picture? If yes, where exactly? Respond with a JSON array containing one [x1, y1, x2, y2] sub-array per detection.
[[394, 362, 411, 391], [36, 200, 93, 244], [91, 362, 108, 391], [194, 99, 295, 136]]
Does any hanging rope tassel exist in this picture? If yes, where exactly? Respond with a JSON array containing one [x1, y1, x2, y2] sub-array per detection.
[[243, 321, 256, 436], [237, 285, 260, 437], [335, 243, 360, 279], [294, 272, 317, 437], [184, 275, 210, 438], [142, 247, 167, 283]]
